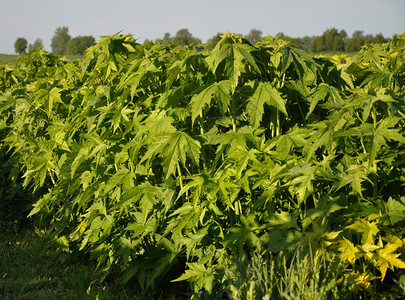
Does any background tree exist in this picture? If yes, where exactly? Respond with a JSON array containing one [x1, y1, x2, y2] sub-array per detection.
[[311, 28, 347, 52], [162, 32, 172, 44], [206, 33, 222, 49], [66, 36, 95, 55], [372, 33, 387, 44], [14, 37, 28, 54], [51, 26, 71, 55], [28, 38, 44, 51], [172, 28, 201, 45], [246, 29, 262, 44], [300, 36, 315, 51], [333, 29, 347, 51], [143, 39, 154, 49], [345, 30, 364, 52], [271, 30, 387, 53]]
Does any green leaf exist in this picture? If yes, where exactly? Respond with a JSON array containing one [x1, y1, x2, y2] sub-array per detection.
[[285, 163, 318, 205], [54, 235, 70, 252], [206, 33, 259, 87], [265, 228, 302, 252], [335, 164, 369, 197], [164, 132, 200, 178], [70, 146, 90, 178], [338, 237, 360, 265], [224, 224, 258, 254], [246, 81, 287, 128], [228, 145, 259, 179], [135, 110, 176, 139], [103, 167, 130, 196], [34, 87, 62, 118], [346, 219, 380, 245], [385, 197, 405, 225], [80, 170, 93, 191], [302, 195, 344, 229], [306, 83, 329, 118], [362, 116, 405, 169], [280, 46, 317, 81], [141, 131, 200, 179], [374, 243, 405, 281], [28, 193, 53, 217], [172, 262, 215, 294], [182, 228, 209, 259], [189, 80, 232, 124], [268, 211, 300, 229], [0, 92, 15, 114]]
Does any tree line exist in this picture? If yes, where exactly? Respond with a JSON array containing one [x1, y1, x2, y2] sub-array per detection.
[[140, 28, 391, 52], [277, 28, 389, 52], [14, 26, 391, 56], [204, 28, 390, 52], [14, 27, 95, 56]]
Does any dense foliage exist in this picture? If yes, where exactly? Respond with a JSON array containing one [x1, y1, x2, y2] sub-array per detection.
[[1, 33, 405, 298]]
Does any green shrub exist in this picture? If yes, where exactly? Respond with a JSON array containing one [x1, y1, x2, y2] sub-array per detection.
[[1, 33, 404, 297]]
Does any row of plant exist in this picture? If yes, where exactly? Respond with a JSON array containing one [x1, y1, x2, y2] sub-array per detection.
[[1, 33, 405, 298]]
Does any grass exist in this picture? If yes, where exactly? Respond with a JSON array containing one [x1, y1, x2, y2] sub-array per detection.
[[0, 223, 132, 299], [1, 222, 403, 299], [224, 249, 405, 300], [224, 249, 346, 300], [0, 224, 81, 299], [64, 54, 84, 62], [0, 54, 18, 66]]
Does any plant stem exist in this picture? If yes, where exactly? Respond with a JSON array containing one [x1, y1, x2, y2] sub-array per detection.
[[177, 162, 184, 192]]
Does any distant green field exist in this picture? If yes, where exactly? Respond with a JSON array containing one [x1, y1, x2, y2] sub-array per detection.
[[0, 54, 18, 65], [64, 54, 84, 62], [0, 53, 83, 66]]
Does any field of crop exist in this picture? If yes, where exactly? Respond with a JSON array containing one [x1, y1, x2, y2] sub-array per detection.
[[1, 33, 405, 299], [0, 54, 18, 66]]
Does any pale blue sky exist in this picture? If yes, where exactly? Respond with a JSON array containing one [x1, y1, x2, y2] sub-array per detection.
[[1, 0, 404, 54]]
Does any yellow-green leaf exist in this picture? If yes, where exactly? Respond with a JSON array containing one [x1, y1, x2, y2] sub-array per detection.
[[346, 219, 379, 245], [338, 237, 360, 265], [374, 243, 405, 281]]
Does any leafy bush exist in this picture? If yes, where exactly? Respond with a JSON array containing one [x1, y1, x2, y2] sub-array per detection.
[[1, 33, 405, 297]]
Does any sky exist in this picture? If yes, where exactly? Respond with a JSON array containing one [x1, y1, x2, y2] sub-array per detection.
[[1, 0, 404, 54]]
